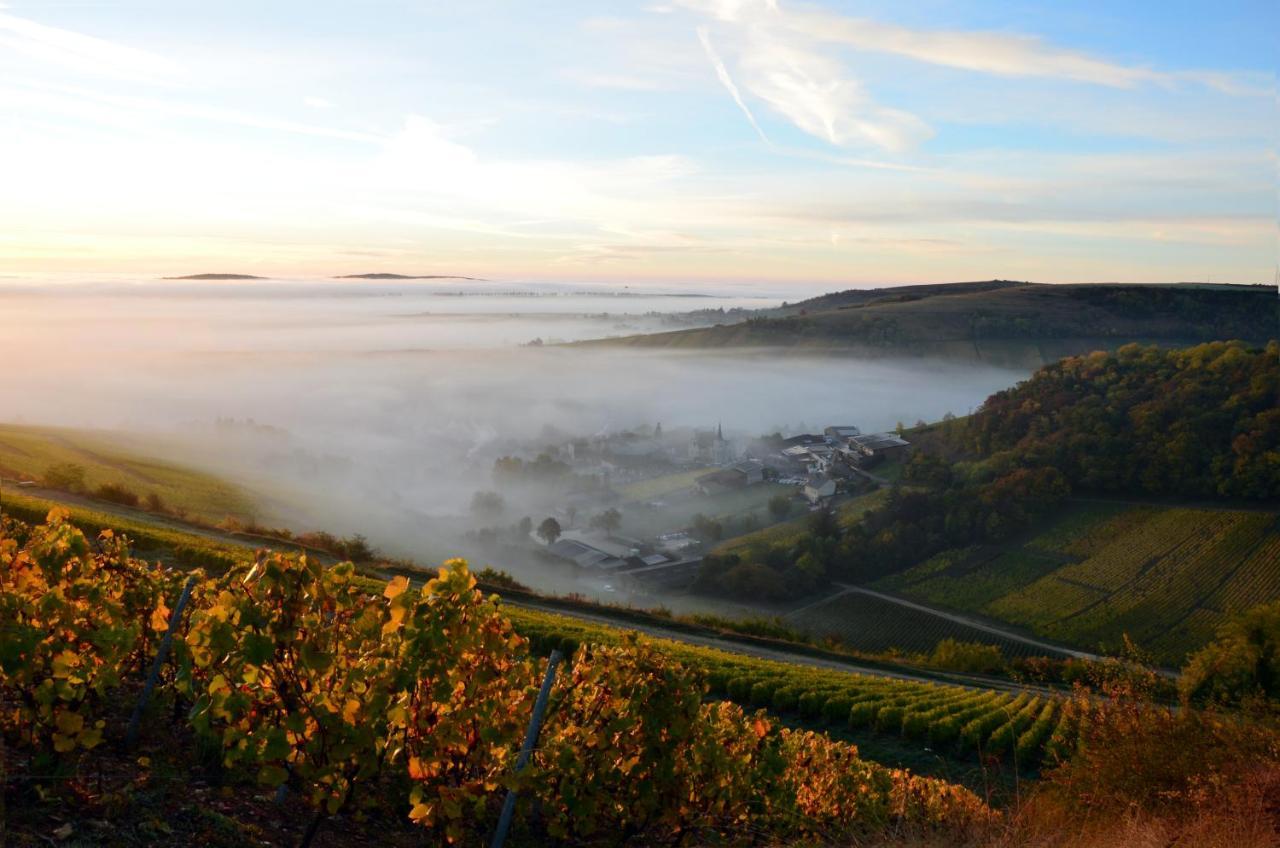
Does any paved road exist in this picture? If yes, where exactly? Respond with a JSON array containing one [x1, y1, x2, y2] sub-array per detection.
[[0, 481, 335, 559], [805, 583, 1101, 661], [469, 594, 1057, 696]]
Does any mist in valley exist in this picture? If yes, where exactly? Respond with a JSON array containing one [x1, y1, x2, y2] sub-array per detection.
[[0, 278, 1027, 611]]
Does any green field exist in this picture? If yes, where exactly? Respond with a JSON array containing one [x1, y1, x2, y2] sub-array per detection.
[[619, 467, 715, 501], [785, 590, 1054, 659], [0, 422, 255, 524], [618, 481, 796, 539], [879, 503, 1280, 665], [714, 488, 890, 559]]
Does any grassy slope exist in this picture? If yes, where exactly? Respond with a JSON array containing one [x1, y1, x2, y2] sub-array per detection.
[[618, 466, 716, 500], [582, 283, 1278, 364], [1, 490, 253, 573], [0, 422, 255, 524], [877, 502, 1280, 665], [714, 488, 890, 559]]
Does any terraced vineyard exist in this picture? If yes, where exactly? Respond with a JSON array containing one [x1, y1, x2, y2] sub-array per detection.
[[782, 590, 1055, 658], [510, 605, 1077, 771], [879, 503, 1280, 665]]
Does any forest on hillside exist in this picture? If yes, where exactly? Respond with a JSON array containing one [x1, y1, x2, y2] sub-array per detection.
[[699, 341, 1280, 606]]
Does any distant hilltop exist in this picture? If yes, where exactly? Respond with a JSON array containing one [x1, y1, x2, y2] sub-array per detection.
[[334, 273, 484, 281], [578, 280, 1279, 368], [162, 273, 267, 280]]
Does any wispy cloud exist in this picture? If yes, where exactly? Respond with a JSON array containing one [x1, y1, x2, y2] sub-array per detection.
[[0, 11, 179, 82], [695, 26, 770, 145], [687, 2, 932, 151], [786, 11, 1269, 95], [562, 70, 668, 91]]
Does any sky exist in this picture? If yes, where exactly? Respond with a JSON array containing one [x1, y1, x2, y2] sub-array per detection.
[[0, 0, 1275, 288]]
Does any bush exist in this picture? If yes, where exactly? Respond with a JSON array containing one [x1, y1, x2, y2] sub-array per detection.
[[727, 676, 754, 702], [928, 715, 962, 747], [821, 696, 853, 725], [1180, 600, 1280, 709], [875, 705, 906, 734], [848, 701, 878, 728], [797, 690, 825, 719], [94, 482, 140, 508], [43, 462, 87, 493], [928, 639, 1006, 675], [901, 710, 930, 739], [749, 679, 778, 707], [706, 670, 731, 695], [772, 686, 798, 713]]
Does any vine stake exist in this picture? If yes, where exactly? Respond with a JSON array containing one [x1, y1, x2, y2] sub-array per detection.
[[125, 575, 197, 750]]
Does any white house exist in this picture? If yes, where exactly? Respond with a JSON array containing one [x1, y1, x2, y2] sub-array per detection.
[[803, 474, 837, 505]]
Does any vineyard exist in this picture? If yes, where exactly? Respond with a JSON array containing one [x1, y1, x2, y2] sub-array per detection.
[[507, 604, 1078, 772], [778, 590, 1052, 658], [880, 504, 1280, 665], [1, 510, 1000, 846]]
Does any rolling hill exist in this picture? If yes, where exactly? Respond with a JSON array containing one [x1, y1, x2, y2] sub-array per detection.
[[584, 282, 1277, 366], [877, 502, 1280, 665]]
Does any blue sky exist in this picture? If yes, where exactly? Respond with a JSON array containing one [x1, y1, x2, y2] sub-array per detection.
[[0, 0, 1274, 287]]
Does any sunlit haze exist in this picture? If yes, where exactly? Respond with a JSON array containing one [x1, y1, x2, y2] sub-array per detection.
[[1, 1, 1274, 286]]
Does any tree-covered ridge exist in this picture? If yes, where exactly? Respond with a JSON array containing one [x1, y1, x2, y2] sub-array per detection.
[[965, 340, 1279, 499], [701, 342, 1279, 614]]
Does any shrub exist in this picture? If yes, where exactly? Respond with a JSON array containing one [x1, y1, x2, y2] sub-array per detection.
[[797, 690, 825, 719], [0, 512, 176, 760], [901, 710, 930, 739], [821, 696, 853, 725], [928, 715, 962, 747], [43, 462, 87, 493], [875, 705, 906, 734], [749, 679, 778, 707], [1180, 600, 1280, 709], [772, 686, 798, 713], [848, 701, 878, 728], [727, 676, 754, 702], [95, 482, 140, 508], [928, 639, 1006, 675]]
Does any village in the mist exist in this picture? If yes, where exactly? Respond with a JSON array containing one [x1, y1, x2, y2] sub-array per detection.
[[0, 276, 1024, 610]]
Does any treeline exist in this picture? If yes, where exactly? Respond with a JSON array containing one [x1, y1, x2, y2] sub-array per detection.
[[966, 341, 1279, 499], [700, 341, 1279, 601]]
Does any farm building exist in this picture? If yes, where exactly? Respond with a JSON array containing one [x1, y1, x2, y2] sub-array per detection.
[[846, 432, 911, 462], [824, 425, 861, 442], [696, 467, 748, 495], [546, 538, 628, 570], [803, 474, 837, 506]]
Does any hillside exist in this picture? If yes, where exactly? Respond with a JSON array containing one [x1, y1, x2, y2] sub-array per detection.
[[877, 502, 1280, 665], [701, 342, 1280, 664], [584, 282, 1277, 366], [0, 422, 256, 524], [333, 272, 483, 280], [161, 273, 266, 280]]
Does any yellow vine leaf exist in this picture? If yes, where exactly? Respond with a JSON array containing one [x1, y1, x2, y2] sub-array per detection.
[[151, 600, 171, 632], [384, 575, 409, 600]]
